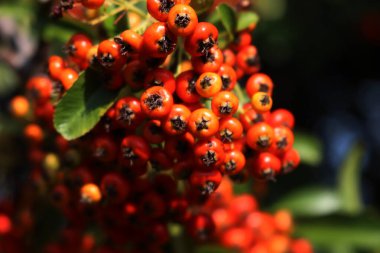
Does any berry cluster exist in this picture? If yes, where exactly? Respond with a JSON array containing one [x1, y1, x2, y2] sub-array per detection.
[[5, 0, 307, 252], [199, 177, 313, 253]]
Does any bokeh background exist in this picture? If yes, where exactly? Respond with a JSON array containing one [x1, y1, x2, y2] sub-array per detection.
[[1, 0, 380, 252]]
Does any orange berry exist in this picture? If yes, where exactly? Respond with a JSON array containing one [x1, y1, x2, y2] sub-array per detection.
[[9, 96, 29, 118], [81, 183, 102, 203], [251, 92, 273, 113], [24, 124, 44, 143]]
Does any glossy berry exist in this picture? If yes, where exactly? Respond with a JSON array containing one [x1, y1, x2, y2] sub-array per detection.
[[191, 45, 223, 73], [195, 72, 222, 98], [218, 64, 237, 91], [114, 97, 143, 128], [97, 40, 124, 69], [270, 126, 294, 155], [236, 45, 260, 74], [114, 30, 142, 56], [48, 55, 65, 80], [147, 0, 175, 22], [188, 108, 219, 138], [65, 34, 92, 68], [268, 108, 295, 129], [162, 104, 191, 135], [211, 91, 239, 117], [142, 22, 177, 58], [185, 22, 219, 56], [281, 148, 300, 174], [217, 117, 243, 143], [167, 4, 198, 37], [246, 73, 274, 97], [190, 169, 222, 195], [140, 86, 174, 118], [194, 137, 225, 170], [252, 152, 282, 180], [176, 70, 200, 103], [246, 122, 274, 151], [251, 92, 273, 113], [220, 150, 246, 175], [59, 68, 78, 90]]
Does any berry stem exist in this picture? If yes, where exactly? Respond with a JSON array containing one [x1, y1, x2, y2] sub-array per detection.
[[233, 82, 249, 113]]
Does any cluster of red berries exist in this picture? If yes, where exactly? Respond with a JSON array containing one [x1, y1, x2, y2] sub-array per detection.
[[5, 0, 305, 252], [199, 177, 313, 253]]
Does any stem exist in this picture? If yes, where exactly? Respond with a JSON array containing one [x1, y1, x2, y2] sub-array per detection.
[[175, 37, 184, 76], [87, 0, 145, 26], [233, 82, 249, 114], [133, 14, 153, 34]]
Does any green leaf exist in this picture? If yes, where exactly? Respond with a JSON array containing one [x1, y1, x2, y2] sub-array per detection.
[[237, 11, 259, 31], [271, 187, 342, 217], [337, 143, 364, 215], [293, 132, 322, 166], [295, 215, 380, 251], [215, 4, 237, 36], [53, 69, 122, 140], [0, 63, 19, 97]]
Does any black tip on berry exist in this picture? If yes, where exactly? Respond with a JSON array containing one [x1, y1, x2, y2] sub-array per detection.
[[159, 0, 175, 13], [200, 76, 213, 89], [221, 75, 231, 90], [170, 116, 187, 131], [256, 135, 270, 148], [175, 13, 191, 28], [195, 117, 210, 131], [158, 36, 176, 53], [200, 150, 217, 167], [200, 181, 216, 195], [144, 93, 163, 110], [218, 102, 233, 115], [117, 105, 134, 125]]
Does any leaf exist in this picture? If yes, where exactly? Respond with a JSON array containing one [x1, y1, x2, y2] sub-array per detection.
[[271, 187, 342, 217], [237, 11, 259, 31], [53, 68, 121, 140], [215, 4, 237, 36], [293, 132, 322, 166], [337, 143, 364, 215], [0, 63, 19, 97], [295, 215, 380, 251]]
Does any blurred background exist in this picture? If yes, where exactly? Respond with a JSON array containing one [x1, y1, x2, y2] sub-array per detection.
[[1, 0, 380, 252]]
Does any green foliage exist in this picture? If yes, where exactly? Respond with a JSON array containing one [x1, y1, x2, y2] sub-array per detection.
[[296, 215, 380, 251], [237, 11, 259, 32], [215, 4, 237, 37], [293, 132, 323, 166], [53, 68, 123, 140], [272, 187, 342, 217], [338, 143, 364, 215]]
